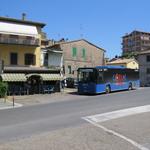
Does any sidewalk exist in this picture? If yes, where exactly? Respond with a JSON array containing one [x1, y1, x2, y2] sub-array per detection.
[[62, 87, 77, 94], [0, 98, 22, 110], [5, 88, 78, 106]]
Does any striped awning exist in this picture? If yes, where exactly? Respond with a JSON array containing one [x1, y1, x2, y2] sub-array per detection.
[[26, 74, 41, 78], [40, 74, 62, 81], [1, 73, 27, 82]]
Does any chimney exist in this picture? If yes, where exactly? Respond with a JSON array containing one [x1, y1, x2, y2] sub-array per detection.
[[22, 13, 26, 21]]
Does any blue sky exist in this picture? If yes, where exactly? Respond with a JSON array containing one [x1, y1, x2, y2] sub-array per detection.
[[1, 0, 150, 58]]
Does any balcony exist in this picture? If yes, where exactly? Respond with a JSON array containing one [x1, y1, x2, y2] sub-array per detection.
[[0, 36, 40, 46], [41, 32, 47, 40]]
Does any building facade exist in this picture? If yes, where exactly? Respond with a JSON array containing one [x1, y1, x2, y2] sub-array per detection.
[[48, 39, 105, 79], [138, 50, 150, 86], [47, 48, 63, 69], [0, 16, 45, 67], [122, 30, 150, 54], [0, 16, 61, 94], [107, 58, 139, 69]]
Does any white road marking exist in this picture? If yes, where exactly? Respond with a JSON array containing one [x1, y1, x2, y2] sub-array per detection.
[[84, 105, 150, 123], [82, 105, 150, 150], [83, 117, 149, 150], [137, 87, 144, 90]]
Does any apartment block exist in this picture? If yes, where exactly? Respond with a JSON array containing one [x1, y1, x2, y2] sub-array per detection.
[[138, 50, 150, 86], [122, 30, 150, 54]]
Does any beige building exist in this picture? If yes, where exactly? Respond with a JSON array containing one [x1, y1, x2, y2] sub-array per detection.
[[107, 58, 139, 69], [48, 39, 105, 78], [138, 50, 150, 86]]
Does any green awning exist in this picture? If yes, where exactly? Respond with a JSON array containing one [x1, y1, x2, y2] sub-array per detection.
[[1, 73, 27, 82], [40, 74, 62, 81]]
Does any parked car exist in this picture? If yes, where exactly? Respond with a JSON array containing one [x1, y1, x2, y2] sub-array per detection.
[[74, 79, 78, 88], [66, 77, 76, 88]]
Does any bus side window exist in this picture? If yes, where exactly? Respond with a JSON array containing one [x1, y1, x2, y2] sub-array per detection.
[[98, 72, 103, 83]]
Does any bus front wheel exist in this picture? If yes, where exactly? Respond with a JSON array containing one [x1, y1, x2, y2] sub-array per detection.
[[106, 85, 111, 94]]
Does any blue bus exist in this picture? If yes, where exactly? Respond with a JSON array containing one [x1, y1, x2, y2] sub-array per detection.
[[77, 66, 139, 94]]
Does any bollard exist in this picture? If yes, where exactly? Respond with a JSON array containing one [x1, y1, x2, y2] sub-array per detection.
[[4, 93, 7, 103], [12, 95, 15, 107]]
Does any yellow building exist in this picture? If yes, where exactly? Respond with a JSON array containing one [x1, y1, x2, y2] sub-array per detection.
[[107, 58, 139, 69], [0, 16, 61, 95], [0, 16, 45, 67]]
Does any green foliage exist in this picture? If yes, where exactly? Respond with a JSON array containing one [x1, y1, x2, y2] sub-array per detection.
[[0, 82, 8, 97], [122, 52, 137, 59]]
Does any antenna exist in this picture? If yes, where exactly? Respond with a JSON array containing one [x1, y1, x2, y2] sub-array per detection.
[[22, 13, 26, 20]]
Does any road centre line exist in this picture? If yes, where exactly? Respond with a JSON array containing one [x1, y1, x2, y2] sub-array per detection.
[[83, 117, 149, 150]]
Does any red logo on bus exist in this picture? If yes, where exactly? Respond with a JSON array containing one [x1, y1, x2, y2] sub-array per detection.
[[115, 74, 126, 84]]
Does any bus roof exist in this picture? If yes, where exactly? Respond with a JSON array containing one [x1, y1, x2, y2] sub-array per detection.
[[96, 65, 126, 69], [78, 66, 127, 70]]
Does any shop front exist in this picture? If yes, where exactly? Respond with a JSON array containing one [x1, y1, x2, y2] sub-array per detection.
[[1, 67, 62, 95]]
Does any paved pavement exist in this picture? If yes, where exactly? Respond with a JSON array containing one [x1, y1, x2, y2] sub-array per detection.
[[100, 112, 150, 149], [83, 105, 150, 150], [0, 88, 77, 109], [0, 98, 22, 110], [0, 123, 138, 150], [6, 88, 78, 106], [1, 112, 150, 150], [0, 87, 150, 150]]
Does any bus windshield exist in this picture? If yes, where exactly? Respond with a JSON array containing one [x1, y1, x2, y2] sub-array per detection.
[[78, 68, 96, 83]]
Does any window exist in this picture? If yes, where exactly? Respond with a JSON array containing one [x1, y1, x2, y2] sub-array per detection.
[[25, 53, 36, 65], [68, 65, 72, 74], [78, 69, 96, 83], [97, 71, 103, 83], [147, 68, 150, 74], [44, 53, 48, 66], [72, 47, 77, 57], [82, 48, 86, 60], [147, 55, 150, 62], [10, 53, 18, 65]]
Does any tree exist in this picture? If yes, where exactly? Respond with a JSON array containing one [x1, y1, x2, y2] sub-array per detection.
[[122, 52, 137, 59], [0, 82, 8, 98]]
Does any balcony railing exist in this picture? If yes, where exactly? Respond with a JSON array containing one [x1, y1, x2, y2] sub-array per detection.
[[0, 37, 40, 46], [41, 32, 47, 40]]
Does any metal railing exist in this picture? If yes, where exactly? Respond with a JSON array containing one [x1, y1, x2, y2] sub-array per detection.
[[0, 37, 40, 46]]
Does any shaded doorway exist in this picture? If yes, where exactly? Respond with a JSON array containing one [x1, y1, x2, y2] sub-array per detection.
[[27, 75, 43, 94]]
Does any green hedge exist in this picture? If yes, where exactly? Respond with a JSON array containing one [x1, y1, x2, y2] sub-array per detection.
[[0, 82, 8, 98]]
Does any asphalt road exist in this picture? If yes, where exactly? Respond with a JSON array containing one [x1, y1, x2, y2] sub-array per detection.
[[0, 87, 150, 143]]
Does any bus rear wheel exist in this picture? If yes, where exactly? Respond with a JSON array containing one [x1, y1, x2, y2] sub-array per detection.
[[106, 85, 111, 94], [128, 83, 133, 90]]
